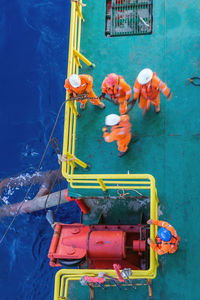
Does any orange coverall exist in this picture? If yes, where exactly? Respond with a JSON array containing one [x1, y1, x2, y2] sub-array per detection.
[[103, 115, 132, 152], [102, 76, 132, 114], [64, 74, 100, 105], [150, 220, 180, 255], [133, 73, 170, 110]]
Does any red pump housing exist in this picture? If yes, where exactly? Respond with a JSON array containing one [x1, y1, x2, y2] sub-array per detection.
[[48, 223, 148, 270]]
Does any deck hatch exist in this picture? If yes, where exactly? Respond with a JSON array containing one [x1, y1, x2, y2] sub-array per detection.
[[105, 0, 153, 37]]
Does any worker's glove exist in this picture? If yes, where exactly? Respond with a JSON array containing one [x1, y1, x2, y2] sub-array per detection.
[[99, 93, 105, 100], [167, 92, 173, 101], [102, 126, 108, 132], [81, 91, 89, 98], [126, 99, 137, 113], [113, 99, 118, 104], [147, 238, 153, 245], [67, 93, 74, 101], [147, 219, 153, 225]]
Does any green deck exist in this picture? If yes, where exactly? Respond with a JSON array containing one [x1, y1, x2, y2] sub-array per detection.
[[67, 0, 200, 298]]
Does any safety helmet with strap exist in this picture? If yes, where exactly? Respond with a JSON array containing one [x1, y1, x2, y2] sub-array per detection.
[[105, 73, 118, 87], [69, 74, 81, 88], [105, 114, 120, 126], [157, 227, 172, 242], [137, 68, 153, 85]]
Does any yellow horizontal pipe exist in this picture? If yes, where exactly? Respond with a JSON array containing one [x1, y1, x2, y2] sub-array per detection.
[[64, 173, 154, 180], [55, 267, 157, 284], [58, 0, 158, 287], [67, 180, 150, 185], [70, 184, 151, 190]]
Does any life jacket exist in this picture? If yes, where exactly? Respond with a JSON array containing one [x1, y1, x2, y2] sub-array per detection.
[[102, 76, 131, 100], [134, 73, 170, 101], [156, 235, 180, 254], [106, 75, 121, 99], [141, 74, 160, 100], [111, 115, 131, 138], [64, 75, 93, 97]]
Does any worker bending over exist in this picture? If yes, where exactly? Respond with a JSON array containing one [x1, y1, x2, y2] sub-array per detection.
[[147, 219, 180, 255], [64, 74, 105, 110], [103, 114, 132, 157], [132, 68, 172, 115], [100, 73, 132, 114]]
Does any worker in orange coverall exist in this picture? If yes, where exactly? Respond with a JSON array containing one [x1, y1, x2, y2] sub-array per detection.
[[64, 74, 105, 110], [100, 73, 132, 114], [102, 114, 132, 157], [131, 68, 173, 116], [147, 219, 180, 255]]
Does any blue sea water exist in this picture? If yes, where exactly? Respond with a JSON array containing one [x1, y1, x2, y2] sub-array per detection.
[[0, 1, 80, 299]]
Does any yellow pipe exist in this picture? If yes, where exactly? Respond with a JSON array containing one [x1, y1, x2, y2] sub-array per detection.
[[75, 2, 84, 21], [60, 275, 68, 296], [73, 6, 78, 71], [68, 105, 74, 155], [59, 0, 158, 282], [54, 262, 160, 299], [77, 1, 82, 73], [68, 180, 150, 184], [67, 2, 75, 77], [62, 101, 70, 178], [57, 269, 155, 278], [70, 184, 151, 190], [73, 48, 94, 67], [63, 173, 155, 180], [64, 277, 80, 298], [97, 178, 107, 191]]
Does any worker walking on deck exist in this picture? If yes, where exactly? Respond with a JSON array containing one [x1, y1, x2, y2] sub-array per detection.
[[147, 219, 180, 255], [103, 114, 132, 157], [100, 73, 132, 114], [64, 74, 105, 110], [131, 68, 172, 115]]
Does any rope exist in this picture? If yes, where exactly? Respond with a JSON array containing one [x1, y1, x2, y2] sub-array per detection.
[[0, 99, 68, 245], [50, 136, 78, 165], [117, 188, 130, 198], [126, 99, 136, 113], [0, 93, 109, 243], [0, 92, 136, 244], [117, 187, 146, 199], [71, 94, 117, 104]]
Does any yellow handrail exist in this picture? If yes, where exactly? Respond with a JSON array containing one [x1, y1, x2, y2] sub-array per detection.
[[54, 269, 155, 300], [59, 0, 159, 286], [61, 2, 157, 199]]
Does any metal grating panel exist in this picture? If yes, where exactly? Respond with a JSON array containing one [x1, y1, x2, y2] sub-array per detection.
[[105, 0, 153, 37]]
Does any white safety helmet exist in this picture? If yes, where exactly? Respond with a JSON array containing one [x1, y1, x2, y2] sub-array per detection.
[[69, 74, 81, 88], [105, 114, 120, 126], [137, 68, 153, 85]]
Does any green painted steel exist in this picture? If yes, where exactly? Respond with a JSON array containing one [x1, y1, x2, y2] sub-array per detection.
[[67, 0, 200, 298]]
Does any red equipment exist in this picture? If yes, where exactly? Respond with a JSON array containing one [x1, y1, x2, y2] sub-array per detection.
[[48, 223, 148, 270], [65, 189, 90, 214]]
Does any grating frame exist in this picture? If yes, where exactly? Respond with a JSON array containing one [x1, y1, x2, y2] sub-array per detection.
[[105, 0, 153, 37]]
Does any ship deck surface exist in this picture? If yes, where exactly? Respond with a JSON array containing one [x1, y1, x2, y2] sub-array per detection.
[[67, 0, 200, 298]]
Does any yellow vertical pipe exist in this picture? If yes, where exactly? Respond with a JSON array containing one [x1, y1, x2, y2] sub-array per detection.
[[63, 1, 76, 177]]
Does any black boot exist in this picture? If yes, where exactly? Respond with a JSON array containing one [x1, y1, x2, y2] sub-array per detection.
[[118, 150, 127, 157]]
